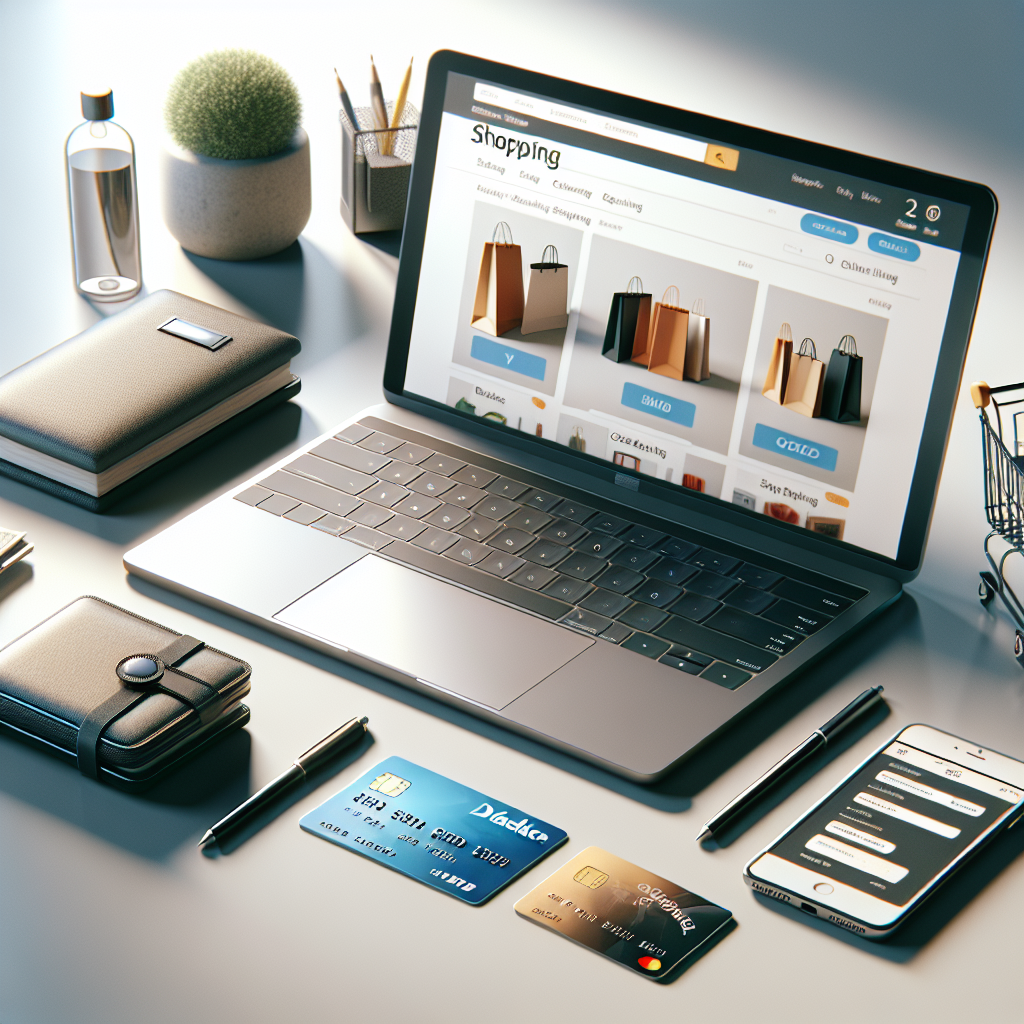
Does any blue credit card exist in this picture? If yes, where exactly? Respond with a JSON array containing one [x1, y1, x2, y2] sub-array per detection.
[[300, 757, 568, 905]]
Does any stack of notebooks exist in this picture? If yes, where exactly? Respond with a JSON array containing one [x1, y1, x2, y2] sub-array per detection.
[[0, 290, 301, 511]]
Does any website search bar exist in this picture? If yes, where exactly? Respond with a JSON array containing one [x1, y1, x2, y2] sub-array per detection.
[[472, 83, 730, 169]]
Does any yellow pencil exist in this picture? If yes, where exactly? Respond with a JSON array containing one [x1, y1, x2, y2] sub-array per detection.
[[390, 57, 413, 135]]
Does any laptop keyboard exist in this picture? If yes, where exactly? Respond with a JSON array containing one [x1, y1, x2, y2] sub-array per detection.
[[235, 419, 865, 691]]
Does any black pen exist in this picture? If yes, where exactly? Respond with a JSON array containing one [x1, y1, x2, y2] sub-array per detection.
[[199, 716, 368, 852], [696, 687, 884, 843]]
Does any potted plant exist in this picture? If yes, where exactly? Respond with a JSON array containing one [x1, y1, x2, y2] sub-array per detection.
[[162, 49, 310, 260]]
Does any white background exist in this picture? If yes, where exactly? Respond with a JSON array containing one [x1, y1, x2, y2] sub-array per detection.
[[0, 3, 1022, 1023]]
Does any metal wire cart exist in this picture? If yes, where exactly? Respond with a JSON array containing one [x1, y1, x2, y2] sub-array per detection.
[[971, 380, 1024, 664]]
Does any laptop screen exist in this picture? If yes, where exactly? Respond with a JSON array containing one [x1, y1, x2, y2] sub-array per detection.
[[400, 66, 986, 564]]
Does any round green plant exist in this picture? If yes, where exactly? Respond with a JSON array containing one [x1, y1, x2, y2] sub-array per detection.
[[165, 49, 302, 160]]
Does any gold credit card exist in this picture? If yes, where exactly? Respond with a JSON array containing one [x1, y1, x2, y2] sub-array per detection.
[[514, 846, 732, 980]]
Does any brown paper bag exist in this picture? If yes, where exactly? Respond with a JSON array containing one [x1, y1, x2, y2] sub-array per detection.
[[762, 322, 793, 404], [470, 222, 524, 337], [521, 244, 569, 335], [782, 337, 825, 417], [647, 286, 689, 379], [683, 297, 710, 381]]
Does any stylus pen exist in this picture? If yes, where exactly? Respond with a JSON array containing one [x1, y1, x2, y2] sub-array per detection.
[[696, 687, 884, 843], [199, 716, 368, 852]]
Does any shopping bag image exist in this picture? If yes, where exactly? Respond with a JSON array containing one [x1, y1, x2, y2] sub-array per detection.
[[682, 473, 706, 492], [601, 277, 651, 364], [647, 286, 690, 380], [684, 297, 711, 382], [470, 221, 524, 337], [821, 334, 863, 423], [521, 245, 569, 335], [568, 426, 586, 452], [782, 337, 825, 418], [762, 322, 793, 404]]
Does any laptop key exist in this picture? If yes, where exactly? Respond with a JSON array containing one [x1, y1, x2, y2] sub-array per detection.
[[689, 548, 742, 575], [348, 503, 395, 528], [410, 527, 458, 553], [630, 581, 682, 608], [310, 438, 391, 474], [455, 514, 500, 541], [357, 431, 404, 454], [446, 540, 491, 565], [647, 558, 698, 586], [574, 534, 622, 559], [724, 586, 776, 615], [551, 499, 597, 524], [593, 564, 644, 593], [424, 505, 471, 530], [558, 552, 607, 581], [288, 453, 376, 495], [409, 472, 457, 497], [283, 503, 326, 525], [685, 570, 739, 600], [543, 576, 593, 603], [486, 477, 530, 500], [666, 645, 714, 668], [257, 493, 300, 516], [700, 663, 752, 689], [598, 622, 632, 644], [476, 496, 520, 520], [621, 633, 671, 659], [362, 481, 411, 508], [452, 465, 498, 488], [540, 520, 588, 545], [588, 513, 631, 535], [345, 525, 393, 550], [561, 608, 612, 636], [705, 607, 804, 655], [670, 594, 721, 623], [378, 514, 428, 541], [444, 484, 486, 508], [659, 653, 703, 675], [262, 471, 361, 518], [336, 422, 373, 443], [618, 603, 669, 633], [509, 564, 559, 590], [390, 442, 435, 465], [762, 599, 831, 634], [488, 527, 535, 554], [235, 484, 273, 506], [520, 488, 562, 512], [312, 515, 355, 536], [654, 616, 778, 673], [378, 460, 424, 485], [620, 526, 668, 549], [734, 563, 784, 590], [521, 539, 570, 566], [420, 453, 466, 476], [393, 494, 441, 518], [771, 578, 852, 615], [580, 588, 632, 617], [611, 545, 659, 573], [505, 507, 553, 533], [478, 551, 525, 578], [658, 537, 700, 560]]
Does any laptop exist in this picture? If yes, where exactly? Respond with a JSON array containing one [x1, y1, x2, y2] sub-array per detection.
[[124, 51, 996, 783]]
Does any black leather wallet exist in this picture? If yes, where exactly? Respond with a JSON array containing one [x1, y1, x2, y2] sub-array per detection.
[[0, 596, 251, 788]]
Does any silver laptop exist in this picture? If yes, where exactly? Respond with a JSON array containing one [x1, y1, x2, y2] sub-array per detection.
[[124, 51, 996, 783]]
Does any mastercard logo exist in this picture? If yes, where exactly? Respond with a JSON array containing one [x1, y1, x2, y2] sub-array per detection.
[[637, 956, 661, 971]]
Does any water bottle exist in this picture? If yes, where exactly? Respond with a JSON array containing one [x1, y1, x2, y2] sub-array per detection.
[[65, 90, 142, 301]]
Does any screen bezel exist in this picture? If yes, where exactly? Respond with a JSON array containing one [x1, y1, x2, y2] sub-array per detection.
[[383, 50, 998, 579], [745, 724, 1024, 929]]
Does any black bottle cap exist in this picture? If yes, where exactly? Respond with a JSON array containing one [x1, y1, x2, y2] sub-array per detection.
[[81, 90, 114, 121]]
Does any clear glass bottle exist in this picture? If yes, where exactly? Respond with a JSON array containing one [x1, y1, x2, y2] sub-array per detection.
[[65, 90, 141, 301]]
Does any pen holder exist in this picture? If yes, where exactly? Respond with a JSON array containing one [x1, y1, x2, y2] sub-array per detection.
[[340, 104, 418, 234]]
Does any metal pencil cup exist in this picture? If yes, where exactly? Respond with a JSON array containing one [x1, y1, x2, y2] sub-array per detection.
[[340, 104, 418, 234]]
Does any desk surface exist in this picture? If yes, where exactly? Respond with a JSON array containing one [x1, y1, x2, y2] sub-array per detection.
[[1, 4, 1022, 1023]]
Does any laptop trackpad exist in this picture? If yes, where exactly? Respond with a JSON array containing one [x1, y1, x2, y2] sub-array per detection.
[[274, 554, 593, 710]]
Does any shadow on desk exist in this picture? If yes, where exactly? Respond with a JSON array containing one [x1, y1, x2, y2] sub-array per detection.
[[126, 579, 918, 815]]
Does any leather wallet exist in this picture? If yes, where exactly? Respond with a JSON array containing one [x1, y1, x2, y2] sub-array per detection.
[[0, 289, 301, 511], [0, 596, 251, 788]]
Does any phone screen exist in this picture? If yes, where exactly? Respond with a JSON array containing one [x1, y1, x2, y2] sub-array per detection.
[[764, 738, 1023, 908]]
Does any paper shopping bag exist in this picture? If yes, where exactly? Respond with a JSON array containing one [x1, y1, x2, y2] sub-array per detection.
[[568, 426, 586, 452], [602, 277, 651, 364], [647, 286, 689, 379], [762, 322, 793, 404], [821, 334, 863, 423], [470, 222, 524, 337], [521, 245, 569, 335], [782, 337, 825, 418], [684, 297, 710, 382]]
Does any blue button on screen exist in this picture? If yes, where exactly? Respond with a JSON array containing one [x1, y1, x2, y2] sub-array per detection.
[[621, 382, 695, 427], [471, 336, 547, 381], [867, 232, 920, 262], [800, 213, 858, 244], [752, 423, 838, 472]]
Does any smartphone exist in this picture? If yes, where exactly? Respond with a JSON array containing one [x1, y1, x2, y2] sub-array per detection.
[[743, 724, 1024, 938]]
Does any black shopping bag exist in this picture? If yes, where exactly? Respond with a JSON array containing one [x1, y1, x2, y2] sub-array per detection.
[[821, 334, 863, 423], [602, 277, 651, 364]]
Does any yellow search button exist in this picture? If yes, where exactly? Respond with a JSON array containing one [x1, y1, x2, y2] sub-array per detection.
[[704, 145, 739, 171]]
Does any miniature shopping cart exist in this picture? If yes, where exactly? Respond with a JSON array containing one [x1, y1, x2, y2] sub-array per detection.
[[971, 380, 1024, 664]]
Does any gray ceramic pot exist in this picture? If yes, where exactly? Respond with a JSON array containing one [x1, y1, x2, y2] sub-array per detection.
[[161, 128, 311, 260]]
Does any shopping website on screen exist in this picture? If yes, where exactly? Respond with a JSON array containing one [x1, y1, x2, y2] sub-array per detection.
[[405, 72, 968, 560]]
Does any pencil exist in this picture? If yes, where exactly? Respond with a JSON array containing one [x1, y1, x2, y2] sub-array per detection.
[[369, 55, 389, 153], [334, 68, 358, 129], [390, 57, 413, 134]]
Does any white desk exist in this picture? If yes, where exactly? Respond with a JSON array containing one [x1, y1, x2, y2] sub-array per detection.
[[1, 4, 1022, 1022]]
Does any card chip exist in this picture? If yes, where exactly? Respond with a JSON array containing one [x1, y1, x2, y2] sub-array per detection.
[[370, 772, 411, 796], [573, 866, 609, 889]]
